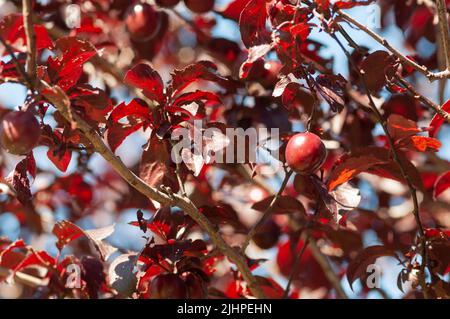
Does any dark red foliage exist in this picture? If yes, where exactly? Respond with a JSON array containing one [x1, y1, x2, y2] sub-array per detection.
[[0, 0, 449, 301], [150, 273, 187, 299]]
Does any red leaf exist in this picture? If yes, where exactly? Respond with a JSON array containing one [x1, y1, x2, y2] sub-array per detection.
[[172, 90, 221, 108], [47, 147, 72, 172], [0, 239, 27, 270], [26, 152, 37, 179], [281, 82, 314, 113], [239, 44, 273, 79], [315, 0, 331, 11], [347, 245, 398, 289], [6, 155, 35, 204], [69, 84, 113, 123], [32, 25, 54, 51], [109, 98, 152, 123], [434, 171, 450, 199], [14, 251, 56, 274], [428, 238, 450, 275], [107, 121, 144, 153], [47, 37, 97, 91], [429, 99, 450, 138], [52, 220, 116, 261], [52, 220, 85, 251], [239, 0, 270, 48], [170, 61, 235, 96], [387, 114, 441, 152], [387, 114, 421, 141], [251, 195, 306, 215], [124, 63, 165, 105], [315, 74, 347, 112], [360, 50, 397, 92], [139, 134, 179, 191], [199, 205, 247, 233], [328, 146, 424, 191], [142, 240, 207, 263], [335, 0, 375, 9], [219, 0, 251, 21], [407, 136, 441, 152], [0, 14, 23, 46], [0, 14, 53, 52], [328, 149, 388, 191]]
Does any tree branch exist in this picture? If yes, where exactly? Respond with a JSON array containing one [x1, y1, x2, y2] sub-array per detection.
[[308, 239, 348, 299], [40, 82, 266, 299], [0, 266, 46, 288], [22, 0, 37, 89], [436, 0, 450, 71], [336, 9, 450, 81], [395, 76, 450, 122]]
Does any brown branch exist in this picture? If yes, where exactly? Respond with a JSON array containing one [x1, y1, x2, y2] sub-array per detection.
[[307, 239, 348, 299], [40, 82, 266, 299], [241, 169, 293, 252], [0, 266, 46, 287], [336, 9, 450, 81], [436, 0, 450, 71], [22, 0, 37, 89], [395, 76, 450, 122]]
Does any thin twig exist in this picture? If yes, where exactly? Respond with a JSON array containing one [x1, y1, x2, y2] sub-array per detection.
[[395, 76, 450, 122], [241, 169, 293, 252], [336, 9, 450, 81], [22, 0, 37, 89], [0, 266, 46, 287], [308, 239, 348, 299]]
